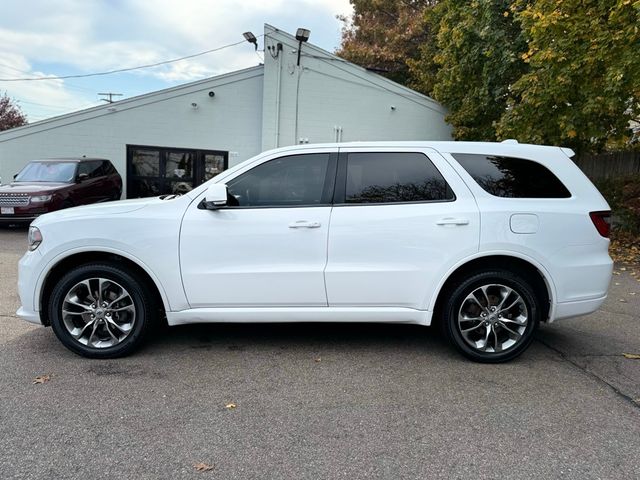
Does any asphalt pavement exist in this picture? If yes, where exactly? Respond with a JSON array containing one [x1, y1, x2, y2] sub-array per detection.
[[1, 226, 639, 479]]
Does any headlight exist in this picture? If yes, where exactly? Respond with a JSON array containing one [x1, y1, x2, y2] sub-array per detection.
[[27, 226, 43, 251], [30, 194, 52, 203]]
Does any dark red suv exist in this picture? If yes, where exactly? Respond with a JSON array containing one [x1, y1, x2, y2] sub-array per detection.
[[0, 158, 122, 224]]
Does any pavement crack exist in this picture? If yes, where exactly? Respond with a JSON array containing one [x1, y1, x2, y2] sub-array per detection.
[[536, 337, 640, 410]]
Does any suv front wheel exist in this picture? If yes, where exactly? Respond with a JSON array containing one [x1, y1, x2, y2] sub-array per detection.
[[48, 263, 155, 358], [442, 269, 540, 363]]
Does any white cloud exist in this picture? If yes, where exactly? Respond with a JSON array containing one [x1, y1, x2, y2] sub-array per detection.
[[0, 0, 353, 120]]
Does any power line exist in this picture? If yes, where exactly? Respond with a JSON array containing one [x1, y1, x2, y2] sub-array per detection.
[[0, 36, 262, 82]]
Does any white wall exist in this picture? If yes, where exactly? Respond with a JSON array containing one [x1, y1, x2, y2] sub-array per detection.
[[261, 25, 452, 151], [0, 68, 264, 195]]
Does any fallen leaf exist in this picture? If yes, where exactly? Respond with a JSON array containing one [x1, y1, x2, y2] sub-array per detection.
[[225, 402, 237, 409], [613, 272, 621, 275], [314, 357, 322, 362], [620, 267, 627, 271], [630, 292, 637, 295], [619, 298, 628, 303], [622, 353, 640, 359], [32, 374, 51, 384], [194, 462, 215, 472], [615, 282, 621, 285]]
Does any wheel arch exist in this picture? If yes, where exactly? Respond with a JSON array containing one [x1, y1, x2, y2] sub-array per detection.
[[38, 249, 168, 326], [430, 253, 555, 325]]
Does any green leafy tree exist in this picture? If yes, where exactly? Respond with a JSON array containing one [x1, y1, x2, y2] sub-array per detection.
[[496, 0, 640, 152], [410, 0, 528, 140], [337, 0, 438, 85], [0, 92, 27, 131]]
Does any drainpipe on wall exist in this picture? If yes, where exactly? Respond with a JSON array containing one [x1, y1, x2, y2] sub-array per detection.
[[274, 44, 282, 148]]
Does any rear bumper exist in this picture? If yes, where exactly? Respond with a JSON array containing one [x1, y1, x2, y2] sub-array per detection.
[[551, 295, 607, 322]]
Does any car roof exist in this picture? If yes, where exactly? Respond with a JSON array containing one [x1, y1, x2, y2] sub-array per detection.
[[29, 158, 110, 163], [261, 141, 575, 159]]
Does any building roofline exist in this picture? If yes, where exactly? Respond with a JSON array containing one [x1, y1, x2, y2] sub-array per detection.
[[263, 24, 444, 112], [0, 65, 264, 141]]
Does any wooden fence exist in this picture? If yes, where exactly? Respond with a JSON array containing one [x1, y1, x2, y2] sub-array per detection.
[[573, 151, 640, 180]]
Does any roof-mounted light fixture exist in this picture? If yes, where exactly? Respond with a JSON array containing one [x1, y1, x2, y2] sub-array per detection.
[[295, 28, 310, 66], [243, 31, 258, 50], [295, 28, 310, 43]]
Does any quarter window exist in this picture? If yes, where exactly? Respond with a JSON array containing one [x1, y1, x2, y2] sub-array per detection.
[[344, 152, 454, 203], [452, 154, 571, 198], [227, 153, 332, 207]]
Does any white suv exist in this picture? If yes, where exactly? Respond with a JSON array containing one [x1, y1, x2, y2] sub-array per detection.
[[17, 142, 613, 362]]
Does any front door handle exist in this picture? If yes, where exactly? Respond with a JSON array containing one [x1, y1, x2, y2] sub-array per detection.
[[288, 220, 321, 229], [436, 217, 469, 226]]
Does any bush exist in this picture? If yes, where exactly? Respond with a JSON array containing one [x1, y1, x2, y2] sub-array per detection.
[[594, 175, 640, 234]]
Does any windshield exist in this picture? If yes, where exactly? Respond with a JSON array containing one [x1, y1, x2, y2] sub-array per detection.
[[14, 162, 77, 183]]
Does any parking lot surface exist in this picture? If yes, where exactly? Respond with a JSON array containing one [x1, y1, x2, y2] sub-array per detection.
[[1, 226, 639, 479]]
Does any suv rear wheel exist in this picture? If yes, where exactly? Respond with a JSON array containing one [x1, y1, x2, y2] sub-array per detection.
[[442, 269, 540, 363], [48, 263, 155, 358]]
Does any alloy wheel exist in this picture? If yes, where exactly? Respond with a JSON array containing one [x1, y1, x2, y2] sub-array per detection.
[[457, 283, 528, 353]]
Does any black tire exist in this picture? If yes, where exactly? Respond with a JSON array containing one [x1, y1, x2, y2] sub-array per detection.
[[442, 269, 540, 363], [111, 190, 121, 201], [48, 263, 156, 358]]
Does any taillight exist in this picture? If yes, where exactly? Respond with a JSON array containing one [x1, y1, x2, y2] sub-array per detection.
[[589, 211, 611, 238]]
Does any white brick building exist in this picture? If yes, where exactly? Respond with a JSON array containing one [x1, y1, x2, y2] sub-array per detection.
[[0, 25, 451, 197]]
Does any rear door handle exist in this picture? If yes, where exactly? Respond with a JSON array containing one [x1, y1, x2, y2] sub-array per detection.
[[288, 220, 321, 229], [436, 217, 469, 226]]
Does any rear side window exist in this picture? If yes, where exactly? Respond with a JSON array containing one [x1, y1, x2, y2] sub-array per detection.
[[452, 154, 571, 198], [345, 152, 454, 203]]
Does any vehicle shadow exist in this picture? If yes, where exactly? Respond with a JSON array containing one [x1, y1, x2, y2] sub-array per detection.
[[146, 322, 449, 354]]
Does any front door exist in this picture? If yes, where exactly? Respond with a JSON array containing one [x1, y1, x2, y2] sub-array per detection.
[[180, 149, 338, 308], [325, 147, 480, 310]]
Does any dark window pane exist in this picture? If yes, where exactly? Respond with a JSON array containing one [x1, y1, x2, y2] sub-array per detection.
[[203, 154, 225, 181], [128, 178, 162, 198], [166, 152, 193, 179], [345, 152, 453, 203], [131, 150, 160, 176], [228, 154, 330, 207], [452, 154, 571, 198]]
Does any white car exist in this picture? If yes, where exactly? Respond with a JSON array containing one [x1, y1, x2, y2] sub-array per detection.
[[17, 142, 613, 362]]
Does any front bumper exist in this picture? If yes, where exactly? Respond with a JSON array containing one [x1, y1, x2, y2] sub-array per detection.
[[17, 249, 45, 325], [0, 215, 41, 223], [16, 306, 42, 325]]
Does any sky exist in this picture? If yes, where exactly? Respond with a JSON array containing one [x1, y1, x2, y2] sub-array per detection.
[[0, 0, 353, 123]]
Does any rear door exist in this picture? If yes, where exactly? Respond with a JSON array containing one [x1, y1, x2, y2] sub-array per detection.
[[325, 147, 480, 310]]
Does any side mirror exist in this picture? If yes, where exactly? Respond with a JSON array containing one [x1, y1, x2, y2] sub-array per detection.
[[77, 173, 89, 182], [200, 183, 228, 210], [13, 174, 18, 180]]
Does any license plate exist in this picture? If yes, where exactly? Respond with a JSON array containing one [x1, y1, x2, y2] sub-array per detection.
[[1, 207, 15, 215]]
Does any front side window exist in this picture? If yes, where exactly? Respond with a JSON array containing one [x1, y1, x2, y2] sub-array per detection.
[[227, 153, 331, 207], [78, 161, 104, 179], [452, 154, 571, 198], [344, 152, 454, 203]]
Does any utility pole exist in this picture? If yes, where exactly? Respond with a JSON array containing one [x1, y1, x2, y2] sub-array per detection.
[[98, 93, 123, 103]]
